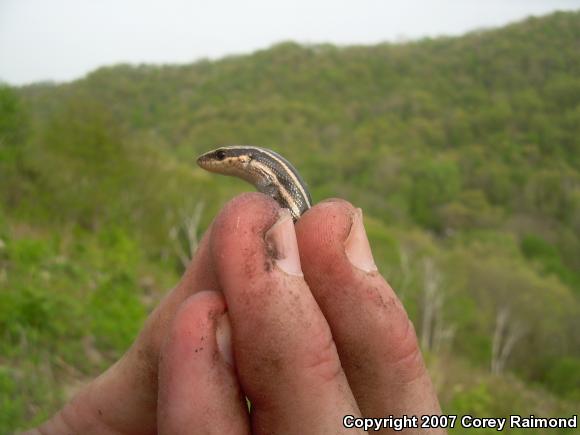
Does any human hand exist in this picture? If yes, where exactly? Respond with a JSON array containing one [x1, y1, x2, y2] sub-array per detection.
[[27, 193, 443, 434]]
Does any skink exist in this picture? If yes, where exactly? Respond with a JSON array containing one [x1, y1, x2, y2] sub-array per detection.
[[196, 145, 312, 220]]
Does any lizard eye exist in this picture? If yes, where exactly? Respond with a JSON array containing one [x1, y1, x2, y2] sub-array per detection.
[[215, 150, 226, 160]]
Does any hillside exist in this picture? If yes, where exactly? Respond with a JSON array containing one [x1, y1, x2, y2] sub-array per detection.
[[1, 11, 580, 432]]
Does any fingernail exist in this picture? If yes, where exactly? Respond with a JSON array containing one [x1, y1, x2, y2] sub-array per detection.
[[216, 312, 234, 366], [265, 208, 303, 276], [345, 208, 377, 273]]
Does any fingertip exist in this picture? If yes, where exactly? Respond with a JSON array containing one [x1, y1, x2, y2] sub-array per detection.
[[210, 193, 283, 290], [295, 200, 440, 419], [296, 199, 358, 281], [297, 198, 356, 246], [159, 291, 249, 434], [182, 289, 226, 313], [162, 290, 227, 368], [211, 192, 280, 241], [167, 290, 235, 372]]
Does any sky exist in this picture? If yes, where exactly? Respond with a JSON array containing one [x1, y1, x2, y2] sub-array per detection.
[[1, 0, 579, 85]]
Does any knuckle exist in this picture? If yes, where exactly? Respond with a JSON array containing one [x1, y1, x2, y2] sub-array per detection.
[[304, 331, 344, 385]]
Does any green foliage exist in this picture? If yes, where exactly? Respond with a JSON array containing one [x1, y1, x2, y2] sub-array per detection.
[[89, 273, 145, 352], [24, 94, 132, 228], [449, 383, 495, 418], [545, 358, 580, 401], [0, 84, 30, 210], [0, 84, 27, 146], [0, 367, 24, 428], [0, 227, 153, 430], [521, 235, 580, 290], [88, 228, 146, 352], [409, 158, 461, 231], [0, 238, 80, 348], [521, 234, 560, 259]]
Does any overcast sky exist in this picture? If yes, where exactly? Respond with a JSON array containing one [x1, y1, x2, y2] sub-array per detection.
[[1, 0, 579, 85]]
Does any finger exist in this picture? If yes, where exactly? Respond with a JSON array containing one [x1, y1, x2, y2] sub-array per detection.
[[210, 193, 364, 435], [296, 200, 443, 433], [34, 224, 221, 434], [158, 291, 250, 435]]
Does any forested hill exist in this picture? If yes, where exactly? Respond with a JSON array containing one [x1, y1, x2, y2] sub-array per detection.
[[20, 10, 580, 281], [26, 10, 580, 165], [1, 10, 580, 431]]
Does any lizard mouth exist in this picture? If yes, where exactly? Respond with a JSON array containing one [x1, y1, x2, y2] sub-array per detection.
[[196, 151, 217, 170]]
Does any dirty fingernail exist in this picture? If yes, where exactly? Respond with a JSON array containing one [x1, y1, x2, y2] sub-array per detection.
[[216, 312, 234, 366], [345, 208, 377, 273], [265, 208, 303, 276]]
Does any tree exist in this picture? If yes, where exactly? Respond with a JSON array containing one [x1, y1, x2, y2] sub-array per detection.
[[491, 306, 526, 374]]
